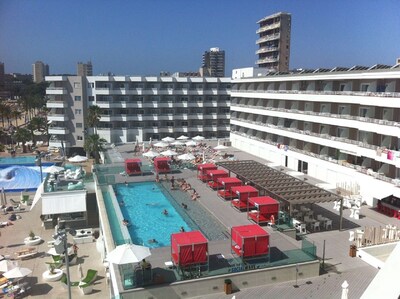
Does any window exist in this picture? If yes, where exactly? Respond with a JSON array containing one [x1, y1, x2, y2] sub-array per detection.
[[76, 123, 83, 128], [74, 96, 81, 101], [77, 136, 83, 141], [74, 82, 81, 89], [88, 83, 94, 88], [75, 109, 82, 115], [88, 96, 94, 102]]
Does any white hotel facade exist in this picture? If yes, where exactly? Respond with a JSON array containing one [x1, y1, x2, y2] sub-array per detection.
[[45, 75, 231, 150], [230, 65, 400, 206]]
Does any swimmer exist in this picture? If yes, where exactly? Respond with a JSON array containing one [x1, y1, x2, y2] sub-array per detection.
[[125, 181, 128, 186], [119, 201, 125, 206], [148, 239, 158, 244], [180, 226, 185, 232], [122, 219, 130, 226], [162, 209, 168, 215]]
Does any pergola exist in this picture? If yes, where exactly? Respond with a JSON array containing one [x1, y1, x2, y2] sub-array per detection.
[[217, 160, 344, 230]]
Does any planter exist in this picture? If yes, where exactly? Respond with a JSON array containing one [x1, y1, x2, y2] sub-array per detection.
[[42, 269, 63, 282], [24, 236, 42, 246], [224, 279, 232, 294]]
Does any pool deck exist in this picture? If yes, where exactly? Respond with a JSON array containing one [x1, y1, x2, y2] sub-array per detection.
[[1, 142, 400, 298]]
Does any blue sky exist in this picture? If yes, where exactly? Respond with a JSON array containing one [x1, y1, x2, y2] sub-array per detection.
[[1, 0, 399, 76]]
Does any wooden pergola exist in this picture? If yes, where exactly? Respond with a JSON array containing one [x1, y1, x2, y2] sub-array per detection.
[[217, 160, 344, 230]]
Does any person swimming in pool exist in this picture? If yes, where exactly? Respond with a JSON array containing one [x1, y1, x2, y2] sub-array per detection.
[[162, 209, 168, 215], [148, 238, 158, 244]]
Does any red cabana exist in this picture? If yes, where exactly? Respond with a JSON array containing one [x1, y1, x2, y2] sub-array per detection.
[[248, 196, 279, 225], [217, 177, 243, 200], [231, 185, 259, 211], [197, 163, 217, 182], [206, 170, 229, 189], [125, 158, 142, 176], [171, 231, 208, 270], [153, 157, 171, 174], [231, 224, 269, 259]]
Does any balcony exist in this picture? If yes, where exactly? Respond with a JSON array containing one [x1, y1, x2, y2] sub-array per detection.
[[256, 22, 280, 34], [47, 87, 67, 95], [256, 46, 279, 55], [256, 33, 280, 44], [256, 57, 279, 64], [48, 127, 70, 135], [47, 114, 69, 122], [46, 101, 67, 108]]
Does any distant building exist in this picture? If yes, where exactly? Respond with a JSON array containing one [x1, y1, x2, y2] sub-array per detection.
[[32, 61, 49, 83], [0, 62, 4, 89], [77, 61, 93, 76], [200, 48, 225, 77], [256, 12, 291, 72], [45, 75, 231, 152]]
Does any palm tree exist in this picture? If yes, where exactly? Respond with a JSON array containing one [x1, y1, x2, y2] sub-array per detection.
[[86, 105, 102, 134], [13, 127, 31, 153], [84, 134, 106, 164], [28, 116, 47, 146]]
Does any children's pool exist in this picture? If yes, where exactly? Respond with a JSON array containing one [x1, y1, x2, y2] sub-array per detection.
[[0, 158, 54, 192], [105, 182, 199, 248]]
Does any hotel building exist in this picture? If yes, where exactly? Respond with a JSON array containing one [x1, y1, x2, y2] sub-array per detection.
[[230, 64, 400, 206], [200, 47, 225, 77], [45, 75, 231, 151], [256, 12, 291, 72]]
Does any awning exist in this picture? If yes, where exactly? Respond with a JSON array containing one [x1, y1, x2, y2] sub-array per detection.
[[42, 190, 87, 215]]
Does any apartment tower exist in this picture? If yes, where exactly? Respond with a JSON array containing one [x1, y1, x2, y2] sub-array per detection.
[[201, 48, 225, 77], [77, 61, 93, 76], [256, 12, 291, 72], [32, 61, 49, 83]]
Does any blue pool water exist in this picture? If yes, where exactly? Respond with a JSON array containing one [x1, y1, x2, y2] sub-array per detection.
[[0, 156, 37, 165], [112, 182, 196, 248]]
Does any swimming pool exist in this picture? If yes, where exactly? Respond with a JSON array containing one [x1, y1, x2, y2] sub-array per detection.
[[105, 182, 199, 248], [0, 163, 54, 192], [0, 156, 37, 165]]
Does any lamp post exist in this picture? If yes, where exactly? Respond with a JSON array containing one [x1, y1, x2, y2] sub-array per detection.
[[54, 223, 76, 299], [35, 150, 43, 182]]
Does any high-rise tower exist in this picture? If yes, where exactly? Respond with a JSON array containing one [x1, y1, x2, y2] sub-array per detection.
[[32, 61, 49, 83], [77, 61, 93, 76], [256, 12, 291, 72], [200, 48, 225, 77]]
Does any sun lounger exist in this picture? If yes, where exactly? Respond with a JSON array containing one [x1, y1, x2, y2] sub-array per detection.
[[81, 269, 98, 285], [15, 247, 37, 259], [60, 274, 80, 289], [10, 199, 20, 205]]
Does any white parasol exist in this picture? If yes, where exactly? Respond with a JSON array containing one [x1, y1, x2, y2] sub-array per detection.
[[161, 149, 178, 156], [177, 153, 195, 161], [106, 243, 151, 265], [3, 267, 32, 280], [162, 136, 175, 143], [177, 135, 189, 140], [68, 155, 88, 163], [185, 140, 197, 147], [171, 141, 184, 146], [153, 142, 169, 148], [0, 260, 18, 273], [43, 165, 65, 174], [192, 135, 205, 141], [143, 150, 160, 158], [214, 144, 229, 150]]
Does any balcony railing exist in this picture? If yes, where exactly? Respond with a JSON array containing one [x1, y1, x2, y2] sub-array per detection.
[[231, 103, 400, 128], [230, 130, 397, 185]]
